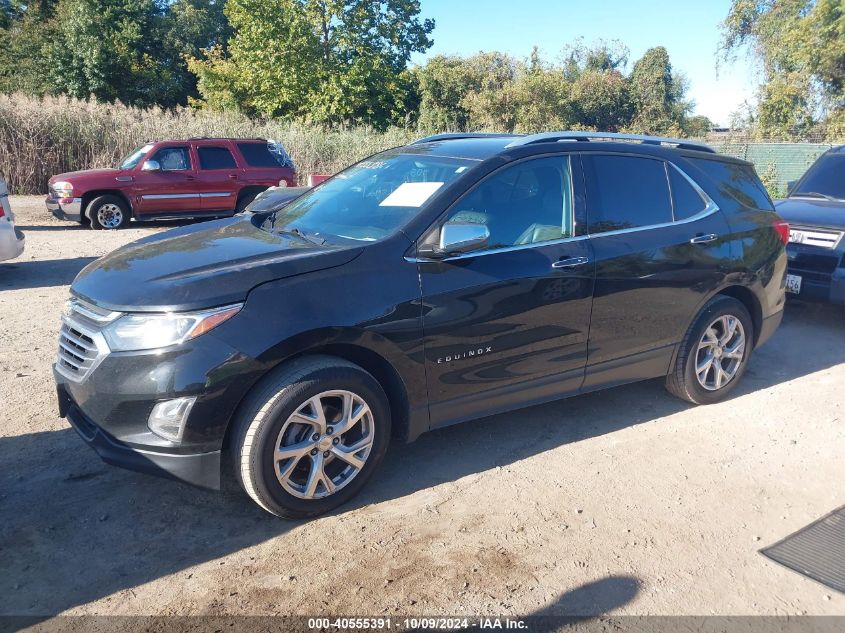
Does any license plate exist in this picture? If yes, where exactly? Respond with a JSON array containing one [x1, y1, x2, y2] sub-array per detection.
[[786, 274, 802, 294]]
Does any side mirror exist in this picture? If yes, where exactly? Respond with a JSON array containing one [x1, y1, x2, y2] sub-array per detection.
[[141, 160, 161, 172], [786, 179, 797, 195], [438, 221, 490, 256]]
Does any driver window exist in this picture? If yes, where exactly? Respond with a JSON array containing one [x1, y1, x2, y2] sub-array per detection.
[[152, 147, 191, 172], [442, 156, 573, 250]]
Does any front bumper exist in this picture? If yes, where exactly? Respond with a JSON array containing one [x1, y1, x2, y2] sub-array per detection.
[[0, 219, 25, 262], [46, 195, 83, 222], [53, 326, 266, 490], [59, 384, 222, 489], [786, 244, 845, 306]]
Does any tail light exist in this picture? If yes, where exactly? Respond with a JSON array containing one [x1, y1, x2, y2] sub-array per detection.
[[0, 206, 4, 218], [774, 220, 789, 245]]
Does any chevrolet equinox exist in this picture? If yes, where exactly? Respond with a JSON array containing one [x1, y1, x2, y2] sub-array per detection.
[[54, 132, 788, 518]]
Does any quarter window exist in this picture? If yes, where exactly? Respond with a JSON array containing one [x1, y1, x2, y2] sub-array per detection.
[[198, 146, 238, 170], [441, 156, 574, 250], [151, 147, 190, 171], [689, 158, 774, 210], [669, 166, 707, 220], [583, 155, 673, 233]]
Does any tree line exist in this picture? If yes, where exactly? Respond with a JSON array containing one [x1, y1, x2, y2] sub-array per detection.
[[1, 0, 842, 138]]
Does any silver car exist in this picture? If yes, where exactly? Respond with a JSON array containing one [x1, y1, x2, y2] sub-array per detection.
[[0, 178, 25, 262]]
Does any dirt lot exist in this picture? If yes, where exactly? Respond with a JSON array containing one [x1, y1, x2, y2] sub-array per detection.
[[1, 195, 843, 618]]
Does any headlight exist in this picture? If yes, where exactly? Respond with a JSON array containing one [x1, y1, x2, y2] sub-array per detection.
[[102, 304, 242, 352], [52, 181, 74, 197]]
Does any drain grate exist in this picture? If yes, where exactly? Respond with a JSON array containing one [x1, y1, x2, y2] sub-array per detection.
[[761, 506, 845, 593]]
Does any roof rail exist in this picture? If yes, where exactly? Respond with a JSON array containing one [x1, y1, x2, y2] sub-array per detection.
[[187, 136, 267, 141], [505, 131, 715, 153], [410, 132, 522, 145]]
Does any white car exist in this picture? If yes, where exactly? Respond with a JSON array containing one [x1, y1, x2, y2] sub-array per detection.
[[0, 178, 25, 262]]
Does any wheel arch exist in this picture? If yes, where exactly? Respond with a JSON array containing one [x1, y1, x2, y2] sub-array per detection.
[[81, 190, 134, 221], [715, 285, 763, 347], [235, 185, 268, 210], [221, 339, 412, 454]]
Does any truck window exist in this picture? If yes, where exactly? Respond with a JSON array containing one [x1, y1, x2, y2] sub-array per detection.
[[198, 147, 237, 170]]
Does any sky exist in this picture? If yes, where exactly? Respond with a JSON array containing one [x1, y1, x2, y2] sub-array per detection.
[[410, 0, 759, 127]]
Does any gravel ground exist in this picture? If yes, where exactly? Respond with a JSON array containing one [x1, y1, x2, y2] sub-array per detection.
[[1, 196, 844, 618]]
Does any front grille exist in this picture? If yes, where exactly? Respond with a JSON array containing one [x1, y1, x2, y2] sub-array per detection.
[[55, 298, 120, 382], [788, 227, 843, 249]]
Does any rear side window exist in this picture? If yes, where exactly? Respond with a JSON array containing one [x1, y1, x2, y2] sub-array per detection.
[[690, 158, 773, 210], [238, 142, 294, 168], [583, 155, 672, 233], [198, 146, 237, 170], [668, 166, 707, 220]]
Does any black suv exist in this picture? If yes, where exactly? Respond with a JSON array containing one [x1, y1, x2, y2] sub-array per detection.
[[775, 145, 845, 305], [54, 132, 788, 518]]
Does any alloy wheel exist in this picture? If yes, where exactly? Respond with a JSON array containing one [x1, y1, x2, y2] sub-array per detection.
[[273, 390, 375, 499], [695, 314, 746, 391]]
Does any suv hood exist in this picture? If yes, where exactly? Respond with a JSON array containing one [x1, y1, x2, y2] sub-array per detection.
[[71, 216, 363, 312], [50, 168, 123, 185], [775, 197, 845, 230]]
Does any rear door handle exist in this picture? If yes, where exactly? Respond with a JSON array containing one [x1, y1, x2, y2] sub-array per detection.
[[552, 256, 590, 269], [690, 233, 718, 244], [229, 174, 239, 180]]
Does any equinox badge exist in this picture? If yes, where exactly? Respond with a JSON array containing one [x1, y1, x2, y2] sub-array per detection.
[[437, 346, 493, 363]]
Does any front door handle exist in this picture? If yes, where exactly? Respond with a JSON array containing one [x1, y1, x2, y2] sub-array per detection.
[[690, 233, 718, 244], [229, 174, 239, 180], [552, 256, 589, 269]]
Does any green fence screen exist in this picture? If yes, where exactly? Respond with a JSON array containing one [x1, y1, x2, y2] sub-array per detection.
[[711, 142, 834, 196]]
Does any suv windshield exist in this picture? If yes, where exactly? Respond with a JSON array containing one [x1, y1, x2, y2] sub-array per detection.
[[118, 143, 154, 170], [792, 152, 845, 200], [262, 152, 476, 242]]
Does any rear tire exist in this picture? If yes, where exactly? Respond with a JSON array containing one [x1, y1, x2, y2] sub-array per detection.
[[235, 189, 263, 214], [88, 195, 130, 230], [231, 355, 391, 519], [666, 295, 754, 405]]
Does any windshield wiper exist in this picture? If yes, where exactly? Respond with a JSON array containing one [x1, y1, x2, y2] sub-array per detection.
[[794, 191, 838, 201], [274, 227, 325, 245]]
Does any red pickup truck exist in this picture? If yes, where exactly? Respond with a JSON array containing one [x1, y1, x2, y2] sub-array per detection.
[[46, 138, 296, 229]]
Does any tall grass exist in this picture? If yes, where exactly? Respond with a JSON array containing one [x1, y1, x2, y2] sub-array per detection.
[[0, 93, 418, 194]]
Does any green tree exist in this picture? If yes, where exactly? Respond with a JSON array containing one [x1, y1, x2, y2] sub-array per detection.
[[1, 0, 228, 106], [570, 69, 632, 131], [0, 1, 59, 94], [190, 0, 433, 128], [512, 48, 572, 133], [720, 0, 845, 136], [415, 54, 476, 131], [628, 46, 691, 134]]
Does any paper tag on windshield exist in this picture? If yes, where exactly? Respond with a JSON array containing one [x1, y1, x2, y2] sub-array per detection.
[[379, 182, 444, 207]]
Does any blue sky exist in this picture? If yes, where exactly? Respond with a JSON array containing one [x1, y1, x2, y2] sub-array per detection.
[[410, 0, 759, 126]]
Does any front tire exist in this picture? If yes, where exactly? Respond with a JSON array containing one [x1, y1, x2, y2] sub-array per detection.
[[666, 295, 754, 405], [88, 195, 130, 230], [231, 356, 391, 519]]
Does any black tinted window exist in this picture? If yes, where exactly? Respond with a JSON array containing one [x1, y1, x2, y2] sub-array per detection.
[[669, 166, 707, 220], [583, 155, 672, 233], [238, 142, 291, 168], [793, 153, 845, 199], [690, 158, 773, 210], [152, 147, 190, 171], [443, 156, 574, 249], [198, 146, 237, 170]]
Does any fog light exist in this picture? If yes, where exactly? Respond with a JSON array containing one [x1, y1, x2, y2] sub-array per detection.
[[148, 396, 197, 442]]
